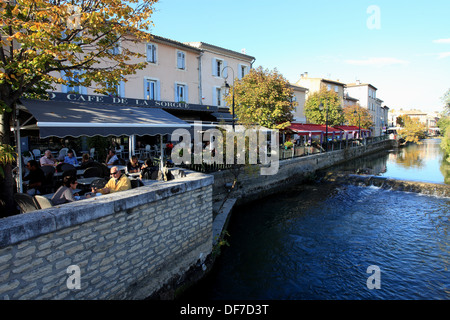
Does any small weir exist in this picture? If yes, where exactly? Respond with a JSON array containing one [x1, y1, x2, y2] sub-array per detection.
[[320, 172, 450, 198]]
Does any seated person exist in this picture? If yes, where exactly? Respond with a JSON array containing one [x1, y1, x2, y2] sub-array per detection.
[[79, 153, 94, 169], [127, 155, 141, 174], [40, 150, 57, 167], [92, 166, 131, 194], [140, 158, 158, 180], [51, 176, 79, 205], [23, 160, 45, 195], [64, 149, 79, 166], [105, 149, 118, 168]]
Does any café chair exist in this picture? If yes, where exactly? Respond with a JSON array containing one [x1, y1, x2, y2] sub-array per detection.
[[90, 178, 107, 190], [41, 166, 56, 193], [83, 167, 101, 178], [33, 195, 53, 209], [130, 179, 144, 189], [13, 193, 40, 213], [32, 149, 41, 159]]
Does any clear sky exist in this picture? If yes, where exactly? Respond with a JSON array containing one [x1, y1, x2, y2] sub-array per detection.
[[150, 0, 449, 113]]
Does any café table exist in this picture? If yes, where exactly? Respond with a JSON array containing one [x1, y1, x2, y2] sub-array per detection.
[[53, 169, 85, 178], [77, 177, 102, 186]]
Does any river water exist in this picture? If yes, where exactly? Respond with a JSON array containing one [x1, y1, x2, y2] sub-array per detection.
[[180, 139, 450, 300]]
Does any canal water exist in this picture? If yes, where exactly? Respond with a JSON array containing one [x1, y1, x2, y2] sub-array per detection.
[[180, 139, 450, 300]]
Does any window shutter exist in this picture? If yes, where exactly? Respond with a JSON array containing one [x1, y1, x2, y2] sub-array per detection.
[[212, 58, 217, 76], [156, 80, 161, 100], [119, 81, 125, 97]]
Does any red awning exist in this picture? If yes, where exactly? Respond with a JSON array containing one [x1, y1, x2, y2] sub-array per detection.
[[334, 125, 370, 133], [288, 123, 342, 136]]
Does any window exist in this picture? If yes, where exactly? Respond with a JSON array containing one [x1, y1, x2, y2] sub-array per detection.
[[144, 79, 158, 100], [147, 43, 157, 63], [212, 58, 225, 77], [67, 70, 82, 94], [177, 51, 185, 70], [327, 84, 331, 91], [334, 86, 339, 93], [239, 64, 249, 79], [214, 87, 223, 106], [106, 82, 123, 97], [108, 42, 120, 55], [175, 83, 187, 102]]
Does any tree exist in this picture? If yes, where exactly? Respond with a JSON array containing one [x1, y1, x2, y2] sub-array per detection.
[[0, 0, 157, 214], [343, 104, 373, 129], [224, 66, 296, 130], [396, 115, 405, 127], [442, 88, 450, 115], [304, 88, 345, 126], [398, 115, 426, 144]]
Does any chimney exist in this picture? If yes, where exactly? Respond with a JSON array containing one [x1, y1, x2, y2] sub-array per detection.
[[356, 80, 361, 85], [304, 72, 308, 77]]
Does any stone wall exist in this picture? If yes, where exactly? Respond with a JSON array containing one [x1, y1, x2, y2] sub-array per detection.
[[0, 171, 213, 300], [212, 140, 395, 206]]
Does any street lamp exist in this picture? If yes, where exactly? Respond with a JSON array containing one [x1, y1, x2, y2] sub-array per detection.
[[319, 103, 328, 152], [223, 66, 235, 131], [353, 110, 361, 139]]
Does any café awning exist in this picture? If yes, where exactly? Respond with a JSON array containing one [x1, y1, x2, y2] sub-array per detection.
[[19, 98, 191, 138], [288, 123, 342, 136]]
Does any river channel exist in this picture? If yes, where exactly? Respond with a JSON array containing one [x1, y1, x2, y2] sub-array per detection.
[[180, 139, 450, 300]]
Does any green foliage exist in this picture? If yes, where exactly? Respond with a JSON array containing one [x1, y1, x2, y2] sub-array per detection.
[[304, 88, 345, 126], [397, 116, 426, 144], [438, 116, 450, 162], [224, 66, 296, 130], [87, 136, 109, 162], [0, 144, 17, 178], [343, 104, 373, 129], [442, 88, 450, 115]]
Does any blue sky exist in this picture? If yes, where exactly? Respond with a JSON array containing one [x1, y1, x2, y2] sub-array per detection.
[[151, 0, 450, 113]]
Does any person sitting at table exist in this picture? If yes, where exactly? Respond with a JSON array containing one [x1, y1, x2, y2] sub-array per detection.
[[40, 150, 57, 167], [64, 149, 79, 166], [51, 176, 79, 205], [105, 149, 118, 168], [23, 160, 45, 196], [140, 158, 158, 180], [92, 166, 131, 195], [79, 153, 93, 169], [127, 155, 141, 174]]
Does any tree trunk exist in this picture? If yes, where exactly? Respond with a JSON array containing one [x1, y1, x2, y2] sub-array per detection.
[[0, 107, 19, 217]]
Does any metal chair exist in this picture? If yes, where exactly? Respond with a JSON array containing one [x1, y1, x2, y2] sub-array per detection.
[[130, 179, 144, 189], [83, 167, 101, 178], [33, 195, 53, 209], [14, 193, 40, 213], [32, 149, 41, 159], [41, 166, 56, 194], [90, 178, 107, 190]]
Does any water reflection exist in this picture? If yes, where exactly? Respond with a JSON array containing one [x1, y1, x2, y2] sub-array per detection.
[[329, 139, 449, 184]]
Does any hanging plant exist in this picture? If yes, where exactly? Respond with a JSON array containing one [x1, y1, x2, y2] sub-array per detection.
[[0, 144, 17, 178]]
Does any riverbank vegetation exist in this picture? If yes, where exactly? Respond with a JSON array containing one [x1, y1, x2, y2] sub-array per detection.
[[437, 89, 450, 162], [397, 115, 427, 144]]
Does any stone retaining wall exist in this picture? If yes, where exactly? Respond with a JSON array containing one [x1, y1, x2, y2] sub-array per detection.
[[0, 171, 213, 300]]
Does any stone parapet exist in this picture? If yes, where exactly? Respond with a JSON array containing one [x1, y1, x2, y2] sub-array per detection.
[[0, 170, 213, 300]]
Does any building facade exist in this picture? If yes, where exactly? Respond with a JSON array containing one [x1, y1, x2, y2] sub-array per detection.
[[345, 81, 387, 136], [296, 72, 346, 104]]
